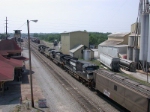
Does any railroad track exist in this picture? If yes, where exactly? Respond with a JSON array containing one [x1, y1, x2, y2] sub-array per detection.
[[24, 40, 103, 112]]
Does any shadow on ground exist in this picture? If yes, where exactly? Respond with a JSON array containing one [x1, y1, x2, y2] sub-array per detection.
[[0, 68, 34, 106]]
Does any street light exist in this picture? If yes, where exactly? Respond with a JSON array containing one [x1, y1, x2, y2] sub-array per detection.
[[27, 19, 38, 107]]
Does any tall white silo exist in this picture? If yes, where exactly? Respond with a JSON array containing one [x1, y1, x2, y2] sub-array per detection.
[[128, 35, 135, 46], [133, 48, 140, 62], [127, 46, 133, 60], [147, 14, 150, 62], [127, 35, 135, 61], [139, 14, 149, 62]]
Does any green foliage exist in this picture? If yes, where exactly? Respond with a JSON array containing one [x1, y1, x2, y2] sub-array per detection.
[[89, 32, 111, 46], [34, 32, 111, 46], [0, 34, 7, 39], [34, 33, 61, 42]]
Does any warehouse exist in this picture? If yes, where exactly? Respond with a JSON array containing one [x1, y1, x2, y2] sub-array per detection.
[[99, 45, 128, 58], [61, 31, 89, 54], [98, 32, 130, 57]]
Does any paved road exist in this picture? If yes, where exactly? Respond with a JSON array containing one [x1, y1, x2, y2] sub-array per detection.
[[23, 49, 86, 112]]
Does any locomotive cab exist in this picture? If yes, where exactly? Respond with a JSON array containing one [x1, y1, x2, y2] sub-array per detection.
[[82, 63, 99, 80]]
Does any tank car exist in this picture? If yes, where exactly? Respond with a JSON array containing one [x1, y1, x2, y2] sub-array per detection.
[[119, 58, 136, 72], [100, 53, 120, 71], [93, 69, 150, 112]]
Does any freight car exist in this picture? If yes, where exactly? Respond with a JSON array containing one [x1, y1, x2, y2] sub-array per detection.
[[100, 53, 120, 71], [93, 69, 150, 112], [119, 58, 136, 72]]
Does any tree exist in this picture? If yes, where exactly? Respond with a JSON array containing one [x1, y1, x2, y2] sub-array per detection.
[[89, 32, 111, 46]]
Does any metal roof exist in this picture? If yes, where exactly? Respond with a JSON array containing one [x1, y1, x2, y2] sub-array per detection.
[[0, 51, 8, 55], [0, 55, 23, 68], [113, 45, 128, 47], [0, 39, 22, 54], [108, 32, 130, 38], [99, 40, 122, 46], [61, 31, 87, 34], [0, 60, 14, 81], [70, 45, 84, 53]]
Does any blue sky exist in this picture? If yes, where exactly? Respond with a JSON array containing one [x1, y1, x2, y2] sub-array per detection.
[[0, 0, 139, 33]]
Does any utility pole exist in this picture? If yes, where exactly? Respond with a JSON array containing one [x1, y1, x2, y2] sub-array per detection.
[[27, 20, 34, 107], [5, 17, 8, 39]]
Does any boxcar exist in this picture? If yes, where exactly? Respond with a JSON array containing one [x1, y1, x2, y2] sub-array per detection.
[[94, 69, 150, 112]]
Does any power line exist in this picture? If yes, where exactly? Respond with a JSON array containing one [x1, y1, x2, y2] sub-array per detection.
[[17, 22, 26, 30], [5, 17, 8, 39]]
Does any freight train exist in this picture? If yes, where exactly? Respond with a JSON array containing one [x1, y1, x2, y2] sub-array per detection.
[[38, 44, 150, 112]]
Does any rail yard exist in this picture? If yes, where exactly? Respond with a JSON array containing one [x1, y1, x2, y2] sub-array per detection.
[[31, 37, 150, 112], [1, 1, 150, 112]]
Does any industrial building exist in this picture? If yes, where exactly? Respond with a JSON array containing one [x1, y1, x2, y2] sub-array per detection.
[[14, 30, 22, 41], [69, 44, 94, 60], [98, 32, 130, 57], [131, 22, 140, 34], [99, 45, 128, 58], [69, 44, 84, 59], [61, 31, 89, 54]]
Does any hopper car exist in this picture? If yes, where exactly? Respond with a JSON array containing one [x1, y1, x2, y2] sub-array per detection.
[[100, 53, 120, 71]]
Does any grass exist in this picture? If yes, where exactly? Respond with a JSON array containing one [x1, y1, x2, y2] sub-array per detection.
[[119, 72, 150, 87], [79, 58, 104, 68], [81, 58, 150, 87]]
